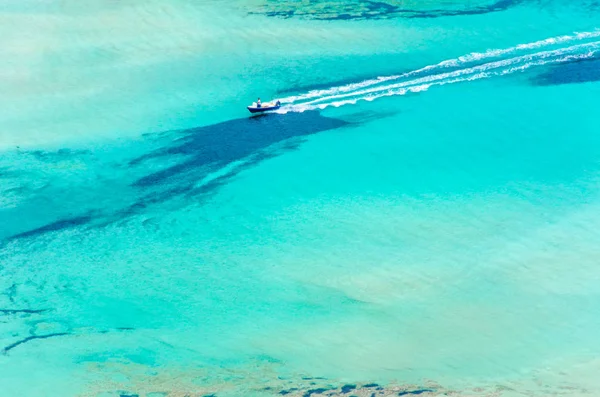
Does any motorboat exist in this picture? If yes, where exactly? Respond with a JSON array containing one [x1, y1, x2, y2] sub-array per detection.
[[247, 101, 281, 113]]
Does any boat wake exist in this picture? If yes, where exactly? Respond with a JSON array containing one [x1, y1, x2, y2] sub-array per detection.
[[276, 30, 600, 113]]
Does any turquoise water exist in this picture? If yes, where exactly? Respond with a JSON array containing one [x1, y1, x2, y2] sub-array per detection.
[[1, 1, 600, 396]]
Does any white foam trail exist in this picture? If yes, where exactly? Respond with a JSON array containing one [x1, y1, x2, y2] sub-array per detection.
[[293, 41, 599, 107], [457, 30, 600, 63], [276, 47, 597, 113], [277, 30, 600, 104]]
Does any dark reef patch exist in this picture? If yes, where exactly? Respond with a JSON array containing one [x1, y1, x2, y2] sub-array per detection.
[[29, 148, 91, 162], [0, 308, 49, 315], [251, 0, 525, 21], [397, 389, 435, 396], [2, 332, 70, 354], [6, 214, 93, 241], [303, 388, 331, 397], [3, 111, 351, 242], [130, 111, 348, 188], [274, 383, 438, 397], [125, 111, 349, 212], [531, 55, 600, 86]]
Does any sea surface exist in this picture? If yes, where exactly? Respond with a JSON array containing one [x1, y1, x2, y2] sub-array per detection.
[[1, 1, 600, 396]]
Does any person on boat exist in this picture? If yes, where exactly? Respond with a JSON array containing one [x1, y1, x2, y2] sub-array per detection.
[[276, 100, 281, 106], [257, 98, 261, 108]]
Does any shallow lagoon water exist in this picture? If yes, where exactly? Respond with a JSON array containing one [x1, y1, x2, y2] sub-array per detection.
[[1, 1, 600, 396]]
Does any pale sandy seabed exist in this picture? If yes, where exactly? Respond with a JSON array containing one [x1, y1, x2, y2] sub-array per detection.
[[2, 1, 600, 397]]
